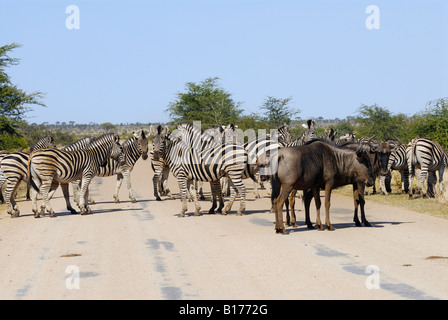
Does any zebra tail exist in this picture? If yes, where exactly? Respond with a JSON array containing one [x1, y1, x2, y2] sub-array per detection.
[[410, 138, 417, 177], [27, 152, 39, 192]]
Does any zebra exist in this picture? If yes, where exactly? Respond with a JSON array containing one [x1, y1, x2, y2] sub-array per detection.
[[381, 143, 410, 195], [279, 119, 317, 147], [407, 137, 446, 198], [149, 125, 173, 201], [29, 133, 124, 217], [72, 130, 148, 204], [152, 125, 251, 217], [0, 136, 57, 217], [174, 122, 230, 214]]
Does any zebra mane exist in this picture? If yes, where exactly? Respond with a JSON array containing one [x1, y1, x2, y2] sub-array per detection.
[[88, 133, 120, 149]]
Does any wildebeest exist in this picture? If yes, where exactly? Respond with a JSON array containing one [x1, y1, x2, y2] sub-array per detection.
[[269, 139, 375, 234]]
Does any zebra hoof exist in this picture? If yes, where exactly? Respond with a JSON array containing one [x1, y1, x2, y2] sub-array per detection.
[[130, 198, 137, 203], [156, 196, 162, 201], [11, 211, 20, 218]]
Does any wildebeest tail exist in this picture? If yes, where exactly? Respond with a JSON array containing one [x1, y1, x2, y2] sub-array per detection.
[[270, 171, 280, 204]]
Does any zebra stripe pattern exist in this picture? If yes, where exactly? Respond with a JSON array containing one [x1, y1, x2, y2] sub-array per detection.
[[72, 131, 148, 204], [152, 126, 249, 216], [384, 144, 409, 194], [407, 137, 446, 198], [29, 133, 124, 217], [0, 136, 56, 217]]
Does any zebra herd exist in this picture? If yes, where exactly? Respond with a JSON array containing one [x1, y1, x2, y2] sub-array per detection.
[[0, 121, 446, 227]]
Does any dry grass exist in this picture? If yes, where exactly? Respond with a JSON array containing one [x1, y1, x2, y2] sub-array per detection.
[[335, 170, 448, 219]]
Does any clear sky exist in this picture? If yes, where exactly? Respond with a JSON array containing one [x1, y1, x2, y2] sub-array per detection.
[[1, 0, 447, 125]]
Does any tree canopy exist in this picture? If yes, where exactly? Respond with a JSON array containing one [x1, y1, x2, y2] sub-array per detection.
[[166, 77, 242, 129], [0, 43, 46, 150]]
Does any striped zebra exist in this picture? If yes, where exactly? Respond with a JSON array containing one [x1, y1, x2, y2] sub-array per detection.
[[279, 119, 317, 148], [407, 137, 446, 198], [29, 133, 124, 217], [149, 125, 173, 201], [381, 143, 409, 195], [174, 122, 230, 214], [0, 136, 57, 217], [72, 130, 148, 204], [152, 125, 251, 216]]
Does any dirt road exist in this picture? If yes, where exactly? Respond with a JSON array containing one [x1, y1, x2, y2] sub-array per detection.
[[1, 158, 447, 300]]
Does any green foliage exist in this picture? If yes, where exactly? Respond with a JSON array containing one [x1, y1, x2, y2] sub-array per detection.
[[0, 43, 46, 150], [411, 98, 448, 149], [355, 104, 408, 141], [166, 77, 242, 129], [260, 96, 299, 128]]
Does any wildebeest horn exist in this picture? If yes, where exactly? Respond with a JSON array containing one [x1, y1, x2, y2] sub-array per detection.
[[391, 133, 402, 145]]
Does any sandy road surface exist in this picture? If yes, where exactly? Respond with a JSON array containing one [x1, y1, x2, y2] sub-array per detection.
[[1, 158, 448, 300]]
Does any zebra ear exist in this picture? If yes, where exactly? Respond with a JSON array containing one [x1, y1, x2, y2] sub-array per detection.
[[162, 126, 169, 136], [133, 131, 139, 138], [149, 125, 157, 136], [141, 130, 146, 139]]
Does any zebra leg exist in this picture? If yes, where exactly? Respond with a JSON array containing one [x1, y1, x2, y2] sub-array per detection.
[[178, 177, 188, 217], [61, 183, 77, 214], [39, 178, 57, 217], [78, 177, 93, 215], [419, 169, 428, 198], [188, 182, 201, 216], [209, 181, 224, 214], [5, 178, 21, 217], [438, 165, 445, 195], [114, 173, 123, 203], [198, 181, 205, 200], [153, 173, 162, 201], [123, 170, 137, 203], [225, 177, 246, 216], [161, 167, 172, 197]]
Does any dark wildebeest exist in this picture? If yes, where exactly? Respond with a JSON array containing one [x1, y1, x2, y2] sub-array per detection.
[[269, 139, 375, 234]]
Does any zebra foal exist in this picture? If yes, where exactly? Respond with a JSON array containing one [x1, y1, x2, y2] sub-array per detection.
[[29, 133, 124, 217]]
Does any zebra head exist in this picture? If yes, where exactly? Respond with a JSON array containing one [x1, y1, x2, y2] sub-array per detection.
[[152, 125, 169, 162], [133, 130, 149, 160], [301, 119, 317, 143], [30, 135, 57, 152]]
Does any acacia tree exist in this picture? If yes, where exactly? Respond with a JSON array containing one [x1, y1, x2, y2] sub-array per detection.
[[166, 77, 242, 129], [260, 96, 299, 128], [0, 43, 45, 150], [411, 98, 448, 148], [355, 104, 408, 141]]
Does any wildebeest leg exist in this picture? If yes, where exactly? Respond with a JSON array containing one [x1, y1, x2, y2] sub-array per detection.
[[288, 189, 298, 227], [303, 189, 313, 229], [274, 184, 293, 234], [323, 181, 334, 231]]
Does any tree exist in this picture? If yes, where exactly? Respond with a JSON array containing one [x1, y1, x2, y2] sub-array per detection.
[[260, 96, 299, 128], [355, 104, 406, 141], [166, 77, 242, 129], [0, 43, 45, 150], [411, 98, 448, 148]]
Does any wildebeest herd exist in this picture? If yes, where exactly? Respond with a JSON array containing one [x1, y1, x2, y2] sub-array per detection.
[[0, 121, 446, 234]]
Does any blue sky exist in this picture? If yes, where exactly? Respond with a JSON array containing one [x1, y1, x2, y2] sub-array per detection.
[[1, 0, 447, 125]]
